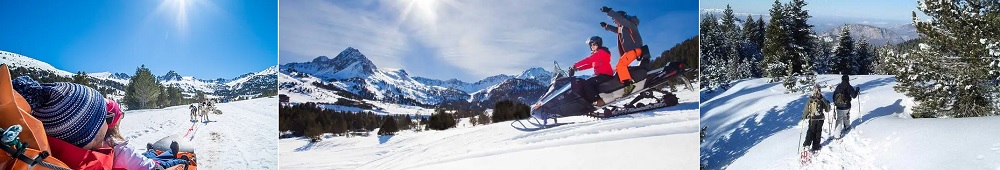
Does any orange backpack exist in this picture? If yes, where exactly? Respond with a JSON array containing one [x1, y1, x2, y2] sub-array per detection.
[[0, 64, 71, 170]]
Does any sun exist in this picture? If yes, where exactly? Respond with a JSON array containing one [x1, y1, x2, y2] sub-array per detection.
[[154, 0, 193, 35], [400, 0, 445, 24]]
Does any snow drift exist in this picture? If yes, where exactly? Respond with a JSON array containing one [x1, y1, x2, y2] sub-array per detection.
[[700, 75, 1000, 169]]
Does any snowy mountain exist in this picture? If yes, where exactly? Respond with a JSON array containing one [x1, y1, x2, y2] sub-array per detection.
[[700, 75, 1000, 169], [818, 24, 918, 45], [281, 47, 468, 107], [0, 50, 276, 99], [467, 78, 547, 105], [157, 70, 184, 82], [413, 74, 515, 94], [224, 65, 278, 96], [280, 47, 555, 113], [281, 47, 377, 80], [0, 51, 73, 76]]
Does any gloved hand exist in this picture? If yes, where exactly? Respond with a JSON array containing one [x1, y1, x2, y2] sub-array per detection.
[[600, 22, 608, 28], [568, 67, 577, 77], [601, 6, 611, 13]]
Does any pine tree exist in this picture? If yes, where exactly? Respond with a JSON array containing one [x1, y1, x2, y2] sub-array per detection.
[[156, 84, 168, 108], [785, 0, 815, 75], [833, 28, 856, 75], [896, 0, 1000, 118], [741, 15, 762, 78], [755, 16, 767, 51], [762, 0, 789, 82], [377, 116, 398, 136], [814, 38, 835, 74], [873, 44, 895, 75], [700, 14, 726, 90], [124, 65, 161, 110], [72, 71, 94, 89], [167, 86, 183, 106], [856, 38, 875, 75], [721, 5, 746, 83]]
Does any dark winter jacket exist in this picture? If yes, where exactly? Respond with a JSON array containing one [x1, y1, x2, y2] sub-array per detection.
[[601, 10, 643, 56], [802, 94, 829, 120], [833, 82, 858, 110], [573, 47, 614, 76]]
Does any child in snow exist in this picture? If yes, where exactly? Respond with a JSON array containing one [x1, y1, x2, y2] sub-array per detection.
[[12, 76, 189, 170], [801, 84, 830, 151], [570, 36, 615, 106], [599, 6, 644, 94], [105, 97, 190, 170]]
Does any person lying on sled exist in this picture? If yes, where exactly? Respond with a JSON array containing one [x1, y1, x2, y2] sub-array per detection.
[[12, 76, 192, 170]]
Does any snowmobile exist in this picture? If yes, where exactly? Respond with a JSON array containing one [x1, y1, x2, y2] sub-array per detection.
[[528, 47, 694, 127]]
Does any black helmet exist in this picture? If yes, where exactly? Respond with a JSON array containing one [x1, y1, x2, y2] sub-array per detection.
[[587, 36, 603, 47]]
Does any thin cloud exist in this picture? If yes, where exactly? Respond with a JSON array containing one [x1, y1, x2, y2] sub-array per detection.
[[280, 0, 408, 69]]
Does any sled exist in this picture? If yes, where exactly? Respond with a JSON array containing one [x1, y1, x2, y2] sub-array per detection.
[[529, 50, 693, 127], [150, 135, 198, 170], [0, 64, 72, 170]]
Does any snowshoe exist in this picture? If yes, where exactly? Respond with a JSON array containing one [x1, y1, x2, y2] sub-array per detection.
[[799, 149, 811, 166], [150, 134, 198, 170]]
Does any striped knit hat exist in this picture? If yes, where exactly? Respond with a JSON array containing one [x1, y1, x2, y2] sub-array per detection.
[[11, 76, 106, 148]]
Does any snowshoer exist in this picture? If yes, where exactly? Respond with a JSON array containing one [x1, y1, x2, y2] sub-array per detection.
[[569, 36, 615, 106], [802, 85, 830, 152], [833, 74, 859, 135], [599, 6, 644, 95]]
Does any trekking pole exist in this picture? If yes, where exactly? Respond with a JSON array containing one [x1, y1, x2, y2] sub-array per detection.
[[855, 86, 861, 128], [797, 118, 803, 155]]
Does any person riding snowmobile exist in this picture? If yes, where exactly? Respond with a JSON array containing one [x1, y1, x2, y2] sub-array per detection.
[[569, 36, 614, 106], [833, 74, 859, 134], [802, 85, 829, 152], [599, 6, 644, 94]]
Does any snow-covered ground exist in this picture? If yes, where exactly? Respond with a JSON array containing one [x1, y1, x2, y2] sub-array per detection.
[[118, 97, 278, 169], [280, 87, 700, 170], [701, 75, 1000, 169]]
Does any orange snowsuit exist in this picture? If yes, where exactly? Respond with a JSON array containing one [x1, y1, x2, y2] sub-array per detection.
[[601, 10, 644, 83]]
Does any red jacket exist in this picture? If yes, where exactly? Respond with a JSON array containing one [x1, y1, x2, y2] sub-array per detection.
[[573, 48, 614, 76], [48, 136, 120, 170]]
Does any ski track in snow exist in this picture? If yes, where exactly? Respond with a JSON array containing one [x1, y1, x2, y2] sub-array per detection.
[[280, 85, 700, 170], [119, 97, 278, 170], [701, 75, 1000, 170]]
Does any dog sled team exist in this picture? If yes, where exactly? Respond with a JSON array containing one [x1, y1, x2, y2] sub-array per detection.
[[189, 99, 222, 123]]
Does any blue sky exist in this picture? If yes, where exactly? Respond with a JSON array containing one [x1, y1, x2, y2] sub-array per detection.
[[280, 0, 698, 82], [0, 0, 277, 79]]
